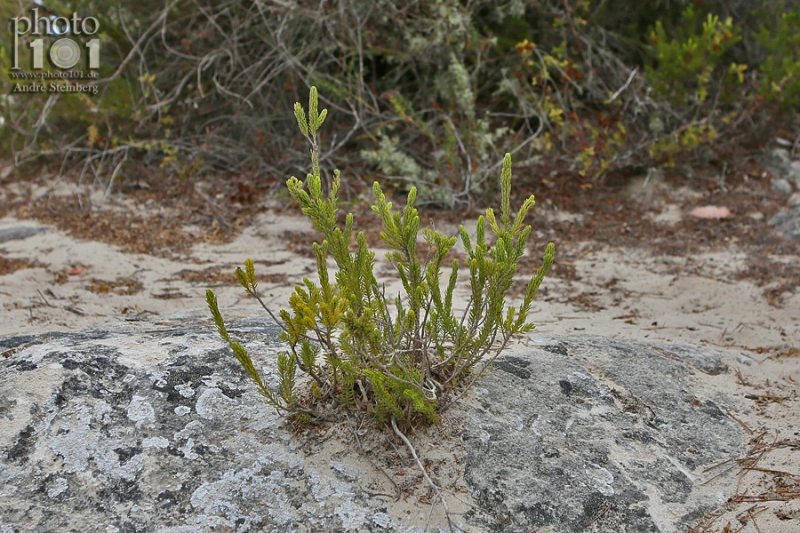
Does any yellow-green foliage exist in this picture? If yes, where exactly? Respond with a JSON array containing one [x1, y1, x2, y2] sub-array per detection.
[[4, 0, 800, 190], [646, 6, 741, 104], [207, 88, 555, 428], [649, 123, 719, 168], [756, 9, 800, 104]]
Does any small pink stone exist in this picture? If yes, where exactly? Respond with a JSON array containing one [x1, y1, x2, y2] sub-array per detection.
[[689, 206, 732, 219]]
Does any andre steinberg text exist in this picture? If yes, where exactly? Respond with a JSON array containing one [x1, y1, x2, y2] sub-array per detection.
[[12, 82, 99, 96]]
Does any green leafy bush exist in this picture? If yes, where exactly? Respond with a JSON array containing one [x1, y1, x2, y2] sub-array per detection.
[[646, 6, 742, 105], [641, 5, 749, 166], [756, 9, 800, 105], [5, 0, 798, 199], [206, 88, 554, 428]]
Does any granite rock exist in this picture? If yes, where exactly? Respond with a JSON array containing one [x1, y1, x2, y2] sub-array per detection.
[[463, 335, 746, 533], [0, 225, 49, 244], [770, 207, 800, 240], [761, 148, 800, 188], [771, 177, 794, 196], [0, 315, 747, 532]]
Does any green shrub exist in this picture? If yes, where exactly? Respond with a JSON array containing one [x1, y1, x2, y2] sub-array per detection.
[[639, 5, 752, 166], [756, 9, 800, 105], [6, 0, 798, 197], [646, 5, 742, 105], [206, 88, 555, 428]]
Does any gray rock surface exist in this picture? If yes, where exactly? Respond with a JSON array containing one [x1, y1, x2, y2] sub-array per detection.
[[771, 177, 794, 196], [792, 161, 800, 187], [463, 336, 745, 533], [0, 225, 49, 243], [770, 207, 800, 240], [761, 149, 800, 238], [1, 315, 747, 532], [761, 148, 800, 188], [1, 317, 410, 533]]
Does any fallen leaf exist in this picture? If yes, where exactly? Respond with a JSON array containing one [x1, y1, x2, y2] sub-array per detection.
[[689, 206, 732, 219], [68, 266, 86, 275]]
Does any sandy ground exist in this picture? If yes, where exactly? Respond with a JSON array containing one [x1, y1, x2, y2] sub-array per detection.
[[1, 181, 799, 532]]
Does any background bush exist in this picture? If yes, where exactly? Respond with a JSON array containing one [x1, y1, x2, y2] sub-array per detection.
[[2, 0, 798, 205]]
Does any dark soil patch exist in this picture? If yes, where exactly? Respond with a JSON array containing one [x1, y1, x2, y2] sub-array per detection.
[[86, 278, 143, 296], [0, 256, 46, 276], [175, 265, 287, 286]]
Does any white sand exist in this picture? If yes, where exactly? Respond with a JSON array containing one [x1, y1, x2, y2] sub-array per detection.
[[1, 203, 798, 532]]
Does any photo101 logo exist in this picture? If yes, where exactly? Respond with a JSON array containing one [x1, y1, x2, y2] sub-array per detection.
[[9, 8, 101, 95]]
